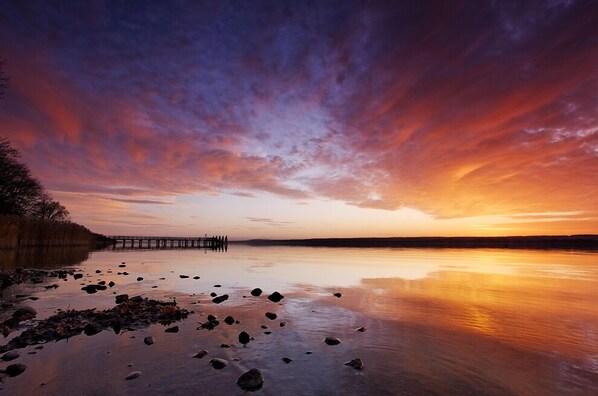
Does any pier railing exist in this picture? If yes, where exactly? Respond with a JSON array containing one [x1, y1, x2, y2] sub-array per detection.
[[107, 235, 228, 250]]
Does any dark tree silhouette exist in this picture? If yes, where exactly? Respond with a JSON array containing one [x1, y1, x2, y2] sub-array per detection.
[[0, 58, 8, 98], [0, 137, 70, 221]]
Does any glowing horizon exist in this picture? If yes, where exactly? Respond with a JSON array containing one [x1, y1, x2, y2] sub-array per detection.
[[1, 1, 596, 238]]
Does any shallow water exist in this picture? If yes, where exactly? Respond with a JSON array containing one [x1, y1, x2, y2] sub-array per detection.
[[1, 246, 597, 395]]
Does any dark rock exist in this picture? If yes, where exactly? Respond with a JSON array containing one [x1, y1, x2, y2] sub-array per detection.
[[212, 294, 229, 304], [214, 284, 221, 287], [280, 321, 287, 327], [96, 270, 102, 273], [265, 312, 277, 320], [237, 368, 264, 391], [210, 358, 228, 369], [264, 331, 271, 335], [324, 336, 341, 346], [143, 336, 154, 345], [13, 306, 37, 320], [29, 296, 39, 301], [108, 281, 115, 287], [267, 291, 284, 303], [220, 343, 230, 348], [207, 314, 217, 322], [305, 351, 312, 355], [165, 326, 179, 333], [136, 277, 143, 281], [282, 357, 292, 364], [261, 325, 268, 329], [84, 322, 103, 336], [345, 358, 364, 370], [238, 331, 250, 346], [250, 288, 262, 296], [98, 281, 106, 285], [45, 284, 59, 290], [125, 371, 141, 380], [193, 350, 208, 359], [179, 275, 189, 279], [333, 292, 342, 298], [115, 294, 129, 304], [122, 272, 129, 276], [96, 285, 107, 290], [193, 276, 200, 280], [119, 264, 126, 268], [224, 316, 235, 325], [4, 363, 27, 377], [356, 326, 366, 332], [1, 351, 20, 361], [210, 292, 217, 297]]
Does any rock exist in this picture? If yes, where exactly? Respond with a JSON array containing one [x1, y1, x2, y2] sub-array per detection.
[[305, 351, 313, 355], [1, 351, 20, 361], [4, 363, 27, 377], [81, 285, 98, 294], [45, 284, 59, 289], [237, 368, 264, 391], [98, 281, 106, 285], [96, 270, 102, 273], [193, 276, 200, 280], [212, 294, 229, 304], [238, 331, 250, 346], [220, 343, 230, 348], [84, 322, 103, 336], [282, 357, 292, 364], [122, 272, 129, 276], [324, 336, 341, 346], [29, 296, 39, 301], [210, 292, 217, 297], [125, 371, 142, 380], [73, 272, 83, 280], [224, 316, 235, 325], [250, 288, 262, 296], [108, 281, 115, 287], [267, 291, 284, 303], [207, 314, 217, 322], [13, 306, 37, 320], [115, 294, 129, 304], [264, 331, 271, 335], [165, 326, 179, 333], [193, 350, 208, 359], [119, 264, 126, 268], [214, 284, 221, 287], [333, 292, 342, 298], [265, 312, 277, 320], [344, 358, 364, 370], [356, 326, 366, 332], [280, 321, 287, 327], [179, 275, 189, 279], [136, 277, 143, 281], [143, 336, 155, 345], [209, 358, 228, 369]]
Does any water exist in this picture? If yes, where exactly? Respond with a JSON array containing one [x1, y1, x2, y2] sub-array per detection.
[[1, 246, 597, 395]]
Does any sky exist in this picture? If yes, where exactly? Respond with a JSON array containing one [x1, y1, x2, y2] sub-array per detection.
[[0, 0, 597, 239]]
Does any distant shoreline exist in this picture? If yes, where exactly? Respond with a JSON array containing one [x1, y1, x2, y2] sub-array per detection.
[[233, 235, 598, 251]]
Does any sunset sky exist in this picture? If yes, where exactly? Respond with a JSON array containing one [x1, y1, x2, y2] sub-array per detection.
[[1, 1, 597, 239]]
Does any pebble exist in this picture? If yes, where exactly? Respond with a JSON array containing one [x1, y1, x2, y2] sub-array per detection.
[[125, 371, 142, 380], [356, 326, 366, 332], [324, 336, 341, 346], [267, 291, 284, 303], [282, 357, 292, 364], [333, 292, 342, 298], [212, 294, 229, 304], [250, 288, 262, 296], [179, 275, 189, 279], [119, 264, 126, 268], [1, 351, 20, 361], [265, 312, 277, 320], [207, 314, 217, 321], [165, 326, 179, 333], [143, 336, 155, 345], [4, 363, 27, 377], [210, 292, 217, 297], [237, 368, 264, 391], [224, 316, 235, 325], [344, 358, 364, 370], [193, 350, 208, 359], [213, 284, 221, 287], [136, 277, 143, 281], [209, 358, 228, 369], [280, 321, 287, 327], [238, 331, 250, 346], [108, 281, 115, 287], [193, 276, 200, 279], [74, 273, 83, 279]]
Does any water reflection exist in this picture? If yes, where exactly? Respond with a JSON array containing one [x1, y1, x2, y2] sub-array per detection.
[[0, 246, 92, 270]]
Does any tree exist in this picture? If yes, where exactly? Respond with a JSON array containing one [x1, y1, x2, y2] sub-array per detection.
[[0, 137, 70, 221], [0, 58, 8, 98]]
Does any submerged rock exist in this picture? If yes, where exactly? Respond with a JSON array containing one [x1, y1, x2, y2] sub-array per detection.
[[344, 358, 364, 370], [237, 368, 264, 391], [324, 336, 341, 346], [267, 291, 284, 303], [250, 288, 262, 296], [210, 358, 228, 369]]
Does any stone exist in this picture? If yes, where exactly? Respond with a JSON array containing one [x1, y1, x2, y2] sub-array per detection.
[[45, 284, 59, 289], [237, 368, 264, 391], [280, 321, 287, 327], [143, 336, 155, 345], [115, 294, 129, 304], [4, 363, 27, 377], [179, 275, 189, 279], [1, 351, 20, 361], [212, 294, 229, 304], [214, 284, 221, 287], [207, 314, 217, 322], [165, 326, 179, 333], [324, 336, 341, 346], [12, 306, 37, 319], [84, 322, 103, 336], [344, 358, 364, 370], [220, 343, 230, 348], [238, 331, 250, 346], [333, 292, 342, 298], [210, 292, 217, 297], [267, 291, 284, 303], [122, 272, 129, 276], [136, 277, 143, 281], [193, 350, 208, 359], [96, 270, 102, 273], [282, 357, 292, 364], [209, 358, 228, 369], [125, 371, 142, 380], [193, 276, 200, 279], [224, 316, 235, 325], [119, 264, 126, 268], [356, 326, 366, 332], [250, 288, 262, 296], [265, 312, 277, 320], [108, 281, 115, 287]]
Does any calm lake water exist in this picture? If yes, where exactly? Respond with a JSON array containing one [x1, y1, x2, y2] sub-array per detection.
[[1, 245, 597, 395]]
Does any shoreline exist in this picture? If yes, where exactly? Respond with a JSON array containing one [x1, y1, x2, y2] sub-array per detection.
[[234, 235, 598, 251]]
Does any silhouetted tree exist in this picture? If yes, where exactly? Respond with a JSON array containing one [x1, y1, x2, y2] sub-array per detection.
[[0, 137, 70, 221], [0, 58, 8, 98]]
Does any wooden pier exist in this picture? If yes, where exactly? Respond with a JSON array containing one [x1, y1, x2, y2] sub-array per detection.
[[108, 235, 228, 250]]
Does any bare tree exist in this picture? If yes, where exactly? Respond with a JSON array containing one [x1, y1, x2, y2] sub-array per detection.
[[0, 137, 70, 221], [0, 58, 8, 98]]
